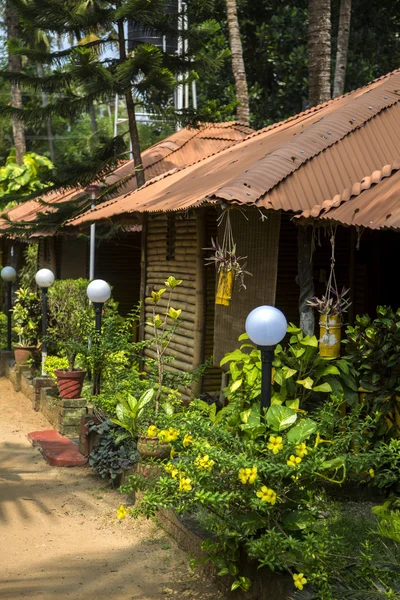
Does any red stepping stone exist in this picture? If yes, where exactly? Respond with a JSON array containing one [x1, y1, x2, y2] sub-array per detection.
[[28, 430, 88, 467]]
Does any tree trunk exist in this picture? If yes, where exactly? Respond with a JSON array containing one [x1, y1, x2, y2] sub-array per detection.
[[226, 0, 250, 126], [36, 63, 56, 162], [308, 0, 331, 107], [117, 20, 145, 188], [5, 0, 26, 165], [297, 226, 315, 336], [333, 0, 351, 98]]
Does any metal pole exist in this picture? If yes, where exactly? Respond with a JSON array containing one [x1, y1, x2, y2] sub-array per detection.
[[7, 281, 12, 352], [93, 302, 103, 396], [41, 288, 48, 376], [89, 195, 96, 281], [259, 345, 275, 421]]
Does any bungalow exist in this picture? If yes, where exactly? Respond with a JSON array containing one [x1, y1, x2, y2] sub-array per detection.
[[0, 122, 252, 314], [67, 68, 400, 394]]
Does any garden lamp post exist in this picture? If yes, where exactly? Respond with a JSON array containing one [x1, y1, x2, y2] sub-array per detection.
[[35, 268, 55, 376], [86, 279, 111, 395], [1, 266, 17, 351], [245, 305, 287, 421], [85, 184, 104, 281]]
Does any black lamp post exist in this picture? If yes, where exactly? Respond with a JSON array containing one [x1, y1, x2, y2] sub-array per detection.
[[35, 269, 55, 376], [1, 266, 17, 351], [86, 279, 111, 396], [245, 305, 287, 421]]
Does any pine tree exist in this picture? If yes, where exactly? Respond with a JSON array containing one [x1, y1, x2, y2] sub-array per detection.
[[0, 0, 225, 190]]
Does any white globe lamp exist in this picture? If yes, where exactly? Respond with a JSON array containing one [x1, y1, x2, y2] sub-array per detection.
[[1, 266, 17, 351], [86, 279, 111, 304], [1, 266, 16, 283], [245, 305, 287, 419], [35, 268, 55, 288]]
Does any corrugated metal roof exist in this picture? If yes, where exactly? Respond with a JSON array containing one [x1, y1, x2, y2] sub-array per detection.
[[300, 160, 400, 229], [0, 122, 252, 233], [68, 68, 400, 228]]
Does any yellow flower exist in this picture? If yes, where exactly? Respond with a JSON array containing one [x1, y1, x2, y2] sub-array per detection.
[[293, 573, 307, 590], [164, 462, 178, 478], [194, 454, 215, 472], [369, 468, 375, 478], [147, 425, 158, 438], [267, 435, 284, 454], [287, 455, 302, 467], [256, 486, 277, 505], [179, 477, 192, 492], [116, 505, 127, 520], [183, 433, 193, 447], [238, 466, 257, 485], [158, 427, 179, 443], [295, 442, 308, 458]]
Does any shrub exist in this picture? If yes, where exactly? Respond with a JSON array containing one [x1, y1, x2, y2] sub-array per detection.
[[88, 420, 139, 483], [43, 355, 69, 380], [11, 287, 41, 346], [0, 312, 8, 349]]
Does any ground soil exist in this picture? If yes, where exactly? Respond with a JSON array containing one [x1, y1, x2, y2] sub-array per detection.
[[0, 377, 225, 600]]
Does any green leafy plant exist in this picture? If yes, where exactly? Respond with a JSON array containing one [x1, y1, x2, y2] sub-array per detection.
[[0, 150, 53, 203], [47, 278, 92, 371], [88, 420, 139, 483], [11, 287, 41, 347], [344, 306, 400, 439], [111, 389, 155, 441], [43, 355, 69, 380]]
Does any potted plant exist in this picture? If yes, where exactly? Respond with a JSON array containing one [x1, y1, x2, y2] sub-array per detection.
[[11, 287, 41, 364], [307, 286, 351, 358], [205, 237, 251, 306], [47, 279, 91, 398]]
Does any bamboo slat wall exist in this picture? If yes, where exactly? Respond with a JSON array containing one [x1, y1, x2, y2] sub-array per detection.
[[144, 213, 198, 398]]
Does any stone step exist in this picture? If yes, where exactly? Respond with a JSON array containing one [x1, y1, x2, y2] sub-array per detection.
[[27, 430, 88, 467]]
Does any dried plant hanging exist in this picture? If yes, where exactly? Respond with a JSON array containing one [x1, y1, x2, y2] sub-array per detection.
[[204, 208, 252, 306], [307, 224, 351, 358]]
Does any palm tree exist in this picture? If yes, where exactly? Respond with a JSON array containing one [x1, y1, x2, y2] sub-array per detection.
[[226, 0, 250, 126], [333, 0, 351, 98], [5, 0, 26, 164], [308, 0, 331, 106]]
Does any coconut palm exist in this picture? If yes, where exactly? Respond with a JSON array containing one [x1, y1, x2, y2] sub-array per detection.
[[225, 0, 249, 125]]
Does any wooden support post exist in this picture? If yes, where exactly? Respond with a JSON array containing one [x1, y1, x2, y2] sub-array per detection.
[[297, 225, 315, 336], [348, 227, 356, 324], [139, 214, 148, 344], [192, 209, 206, 397]]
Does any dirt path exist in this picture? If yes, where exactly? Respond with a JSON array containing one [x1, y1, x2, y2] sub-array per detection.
[[0, 377, 224, 600]]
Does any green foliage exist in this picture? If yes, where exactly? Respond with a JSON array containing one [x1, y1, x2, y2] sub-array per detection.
[[344, 306, 400, 439], [220, 326, 358, 414], [122, 391, 397, 598], [18, 244, 39, 292], [11, 287, 41, 346], [88, 419, 139, 483], [43, 355, 69, 379], [47, 278, 92, 370], [111, 389, 155, 440], [0, 312, 8, 350], [0, 151, 53, 204]]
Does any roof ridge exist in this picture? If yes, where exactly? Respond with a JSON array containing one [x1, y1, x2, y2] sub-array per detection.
[[300, 159, 400, 220]]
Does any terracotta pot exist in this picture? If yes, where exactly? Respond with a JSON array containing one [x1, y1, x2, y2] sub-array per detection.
[[137, 436, 170, 460], [216, 269, 234, 306], [55, 369, 86, 399], [319, 314, 342, 358], [14, 345, 36, 365]]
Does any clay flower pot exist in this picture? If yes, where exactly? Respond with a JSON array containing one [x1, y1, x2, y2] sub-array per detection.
[[55, 369, 86, 399], [14, 345, 36, 365], [137, 436, 170, 460]]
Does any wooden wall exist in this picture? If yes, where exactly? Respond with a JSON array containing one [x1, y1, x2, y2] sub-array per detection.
[[144, 213, 198, 386]]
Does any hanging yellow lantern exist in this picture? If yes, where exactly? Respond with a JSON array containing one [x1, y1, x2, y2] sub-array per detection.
[[216, 269, 234, 306], [319, 314, 342, 358]]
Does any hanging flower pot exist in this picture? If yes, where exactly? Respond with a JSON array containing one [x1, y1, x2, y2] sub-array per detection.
[[216, 269, 235, 306], [55, 369, 86, 399], [319, 314, 342, 358]]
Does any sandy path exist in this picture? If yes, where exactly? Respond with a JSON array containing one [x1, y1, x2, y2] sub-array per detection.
[[0, 377, 224, 600]]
